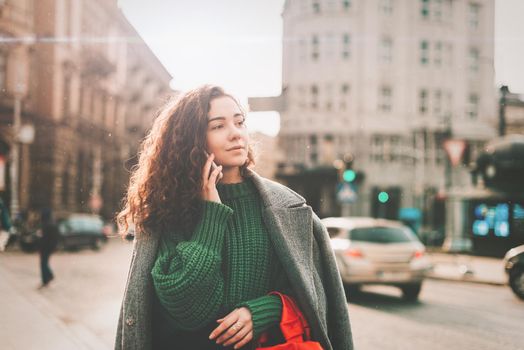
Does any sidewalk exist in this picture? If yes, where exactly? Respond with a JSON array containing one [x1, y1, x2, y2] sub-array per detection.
[[426, 251, 507, 286], [0, 260, 110, 350]]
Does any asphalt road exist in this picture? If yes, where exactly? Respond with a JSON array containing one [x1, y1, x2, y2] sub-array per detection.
[[348, 281, 523, 350], [1, 239, 523, 350]]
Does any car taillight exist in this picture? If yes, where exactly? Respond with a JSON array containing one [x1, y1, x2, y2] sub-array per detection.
[[412, 250, 424, 259], [345, 248, 363, 258]]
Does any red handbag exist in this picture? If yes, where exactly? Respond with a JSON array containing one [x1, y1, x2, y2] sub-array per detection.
[[255, 292, 323, 350]]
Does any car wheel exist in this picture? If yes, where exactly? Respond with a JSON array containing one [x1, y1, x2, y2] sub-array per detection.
[[509, 268, 524, 300], [400, 283, 422, 301], [91, 238, 101, 251], [343, 284, 361, 301]]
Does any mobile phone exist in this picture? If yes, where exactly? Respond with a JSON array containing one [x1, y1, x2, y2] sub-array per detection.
[[203, 151, 219, 179]]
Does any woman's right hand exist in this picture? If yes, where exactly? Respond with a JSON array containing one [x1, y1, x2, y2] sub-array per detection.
[[201, 153, 223, 203]]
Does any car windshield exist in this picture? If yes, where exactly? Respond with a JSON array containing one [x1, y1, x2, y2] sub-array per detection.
[[349, 226, 417, 243], [64, 217, 103, 232]]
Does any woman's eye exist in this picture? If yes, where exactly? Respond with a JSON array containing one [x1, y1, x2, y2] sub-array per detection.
[[211, 124, 223, 130], [237, 119, 246, 126]]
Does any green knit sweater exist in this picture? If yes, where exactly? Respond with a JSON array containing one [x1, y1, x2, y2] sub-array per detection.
[[151, 178, 289, 339]]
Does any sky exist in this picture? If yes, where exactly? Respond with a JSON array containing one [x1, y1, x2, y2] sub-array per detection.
[[118, 0, 524, 136]]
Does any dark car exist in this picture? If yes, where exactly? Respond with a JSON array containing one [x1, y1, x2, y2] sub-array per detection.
[[58, 214, 106, 250], [504, 245, 524, 300]]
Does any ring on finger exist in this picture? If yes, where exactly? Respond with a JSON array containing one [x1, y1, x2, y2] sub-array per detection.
[[231, 322, 243, 332]]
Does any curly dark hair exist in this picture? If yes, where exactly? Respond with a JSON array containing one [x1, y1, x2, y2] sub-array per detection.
[[117, 85, 255, 239]]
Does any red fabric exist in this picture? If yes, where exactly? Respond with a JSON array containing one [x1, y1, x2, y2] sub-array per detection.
[[255, 292, 323, 350]]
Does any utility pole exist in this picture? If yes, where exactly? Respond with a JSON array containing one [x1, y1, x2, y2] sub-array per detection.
[[499, 85, 509, 137], [10, 96, 21, 217]]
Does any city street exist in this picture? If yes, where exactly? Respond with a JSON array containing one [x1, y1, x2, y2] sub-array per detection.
[[1, 239, 523, 350]]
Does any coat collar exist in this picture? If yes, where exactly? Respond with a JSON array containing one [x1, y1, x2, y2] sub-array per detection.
[[244, 168, 306, 209]]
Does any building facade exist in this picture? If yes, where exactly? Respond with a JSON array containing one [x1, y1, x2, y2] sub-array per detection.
[[0, 0, 172, 221], [253, 0, 497, 224]]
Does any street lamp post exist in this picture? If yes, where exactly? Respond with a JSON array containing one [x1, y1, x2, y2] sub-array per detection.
[[499, 85, 508, 137], [10, 94, 22, 217]]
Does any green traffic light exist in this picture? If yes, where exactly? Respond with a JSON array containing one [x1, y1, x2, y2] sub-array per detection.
[[343, 170, 356, 182], [378, 191, 389, 203]]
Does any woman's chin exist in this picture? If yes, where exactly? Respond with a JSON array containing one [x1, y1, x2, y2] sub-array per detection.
[[219, 158, 247, 169]]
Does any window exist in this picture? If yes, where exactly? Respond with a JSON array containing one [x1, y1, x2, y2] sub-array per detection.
[[311, 35, 319, 61], [311, 85, 318, 109], [434, 90, 442, 116], [325, 84, 333, 110], [445, 43, 453, 67], [371, 135, 384, 161], [313, 0, 321, 13], [433, 0, 442, 21], [469, 3, 480, 29], [63, 73, 72, 116], [0, 52, 6, 92], [326, 0, 336, 11], [469, 47, 479, 73], [298, 86, 306, 109], [380, 0, 393, 15], [88, 88, 95, 116], [467, 93, 479, 119], [379, 86, 392, 112], [419, 89, 428, 114], [421, 0, 430, 18], [420, 40, 429, 65], [350, 227, 417, 243], [389, 136, 401, 162], [342, 33, 350, 59], [61, 167, 69, 206], [444, 91, 453, 121], [434, 41, 442, 67], [380, 37, 393, 63], [299, 38, 307, 62], [340, 84, 349, 110], [325, 33, 335, 59], [326, 227, 345, 238], [102, 93, 108, 126], [78, 82, 84, 116]]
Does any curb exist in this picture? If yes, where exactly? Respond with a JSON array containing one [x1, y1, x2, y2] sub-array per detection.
[[426, 273, 507, 287]]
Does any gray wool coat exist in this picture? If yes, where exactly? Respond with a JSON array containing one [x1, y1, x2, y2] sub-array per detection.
[[115, 168, 354, 350]]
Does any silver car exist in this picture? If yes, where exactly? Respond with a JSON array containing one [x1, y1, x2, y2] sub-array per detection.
[[322, 216, 432, 301]]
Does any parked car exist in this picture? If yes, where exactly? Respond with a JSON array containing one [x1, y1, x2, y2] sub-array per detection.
[[503, 245, 524, 300], [321, 216, 432, 301], [57, 214, 106, 251]]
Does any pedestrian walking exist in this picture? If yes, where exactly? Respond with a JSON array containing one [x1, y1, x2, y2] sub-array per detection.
[[0, 197, 12, 251], [38, 209, 59, 288], [115, 85, 353, 350]]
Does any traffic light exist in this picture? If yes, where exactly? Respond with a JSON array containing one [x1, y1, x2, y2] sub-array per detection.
[[342, 168, 365, 185], [335, 155, 366, 186], [377, 191, 389, 203], [343, 169, 356, 182]]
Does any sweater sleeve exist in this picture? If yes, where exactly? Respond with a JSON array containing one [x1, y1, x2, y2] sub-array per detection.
[[236, 295, 282, 339], [151, 201, 233, 330], [235, 267, 295, 339]]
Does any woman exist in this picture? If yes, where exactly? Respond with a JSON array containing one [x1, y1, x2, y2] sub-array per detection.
[[115, 85, 353, 350]]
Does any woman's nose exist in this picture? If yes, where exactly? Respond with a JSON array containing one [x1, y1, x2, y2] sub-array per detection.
[[228, 124, 243, 139]]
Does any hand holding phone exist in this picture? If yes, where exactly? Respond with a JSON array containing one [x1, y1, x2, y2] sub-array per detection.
[[202, 151, 223, 203], [204, 151, 224, 182], [204, 151, 219, 176]]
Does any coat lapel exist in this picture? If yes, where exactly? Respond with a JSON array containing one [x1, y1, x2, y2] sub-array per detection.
[[247, 169, 324, 340], [262, 205, 318, 307]]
